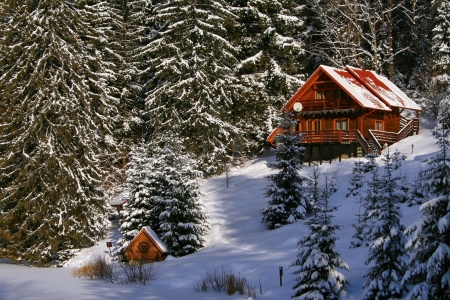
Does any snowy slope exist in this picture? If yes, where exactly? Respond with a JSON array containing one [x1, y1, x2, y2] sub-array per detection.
[[0, 119, 439, 300]]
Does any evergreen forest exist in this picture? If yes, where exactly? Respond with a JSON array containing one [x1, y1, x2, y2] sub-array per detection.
[[0, 0, 449, 265]]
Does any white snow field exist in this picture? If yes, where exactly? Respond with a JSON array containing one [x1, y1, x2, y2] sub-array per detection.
[[0, 118, 440, 300]]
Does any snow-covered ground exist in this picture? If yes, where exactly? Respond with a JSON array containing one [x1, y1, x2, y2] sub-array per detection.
[[0, 119, 439, 300]]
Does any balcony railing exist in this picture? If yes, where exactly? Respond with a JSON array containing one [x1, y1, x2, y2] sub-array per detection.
[[299, 130, 358, 143], [297, 98, 353, 111]]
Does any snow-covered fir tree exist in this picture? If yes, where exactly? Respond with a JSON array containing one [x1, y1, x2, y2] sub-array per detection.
[[0, 0, 116, 265], [150, 133, 209, 257], [362, 153, 378, 173], [291, 173, 349, 299], [346, 159, 366, 197], [103, 0, 149, 146], [119, 134, 209, 258], [362, 153, 408, 300], [402, 123, 450, 300], [391, 148, 407, 170], [144, 0, 243, 175], [233, 0, 306, 147], [117, 141, 156, 255], [431, 0, 450, 79], [261, 113, 310, 229], [307, 165, 321, 218], [408, 171, 429, 207]]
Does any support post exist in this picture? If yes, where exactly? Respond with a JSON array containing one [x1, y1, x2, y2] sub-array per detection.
[[279, 267, 283, 286], [329, 142, 332, 164], [319, 143, 322, 165], [309, 144, 312, 166]]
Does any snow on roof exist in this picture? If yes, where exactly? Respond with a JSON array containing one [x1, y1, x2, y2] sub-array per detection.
[[142, 226, 168, 253], [110, 190, 129, 206], [320, 65, 391, 111], [345, 66, 421, 111]]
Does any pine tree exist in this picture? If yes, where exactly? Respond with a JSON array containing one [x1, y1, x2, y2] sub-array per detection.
[[151, 134, 210, 257], [291, 173, 349, 299], [408, 170, 429, 207], [261, 113, 310, 229], [0, 0, 115, 265], [117, 141, 156, 255], [145, 0, 243, 175], [346, 159, 365, 197], [362, 154, 408, 300], [431, 0, 450, 80], [232, 0, 307, 153], [402, 124, 450, 300]]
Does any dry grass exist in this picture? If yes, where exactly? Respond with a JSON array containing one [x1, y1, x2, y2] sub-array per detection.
[[71, 255, 116, 282], [119, 261, 157, 285], [193, 264, 257, 297]]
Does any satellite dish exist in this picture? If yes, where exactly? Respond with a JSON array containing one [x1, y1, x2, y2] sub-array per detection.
[[293, 102, 303, 112]]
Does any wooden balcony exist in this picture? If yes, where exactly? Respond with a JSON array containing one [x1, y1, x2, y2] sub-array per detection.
[[298, 98, 353, 112], [299, 130, 358, 143]]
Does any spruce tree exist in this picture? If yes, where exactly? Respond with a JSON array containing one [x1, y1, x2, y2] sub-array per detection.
[[261, 113, 310, 229], [0, 0, 115, 265], [431, 0, 450, 80], [117, 141, 156, 255], [233, 0, 306, 148], [145, 0, 242, 175], [291, 174, 349, 299], [362, 154, 408, 300], [402, 124, 450, 300], [151, 134, 209, 257], [346, 160, 365, 197]]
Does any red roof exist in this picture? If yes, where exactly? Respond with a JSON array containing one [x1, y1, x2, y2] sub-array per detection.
[[282, 65, 421, 112]]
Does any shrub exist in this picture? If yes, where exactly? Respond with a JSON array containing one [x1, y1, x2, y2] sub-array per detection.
[[71, 255, 117, 282], [119, 261, 157, 285], [193, 264, 256, 297]]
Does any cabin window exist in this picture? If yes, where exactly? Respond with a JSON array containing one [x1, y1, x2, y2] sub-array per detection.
[[307, 119, 321, 131], [317, 89, 332, 99], [333, 89, 340, 99], [335, 119, 348, 130], [375, 121, 383, 131], [342, 90, 350, 98], [317, 91, 323, 100]]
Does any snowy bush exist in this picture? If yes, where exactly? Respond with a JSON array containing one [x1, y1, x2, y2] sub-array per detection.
[[193, 264, 256, 297]]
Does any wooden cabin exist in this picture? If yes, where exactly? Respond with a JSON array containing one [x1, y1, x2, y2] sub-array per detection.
[[124, 227, 168, 261], [267, 65, 421, 161]]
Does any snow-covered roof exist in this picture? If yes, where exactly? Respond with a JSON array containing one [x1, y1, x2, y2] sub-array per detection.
[[125, 226, 168, 254], [282, 65, 421, 112], [320, 65, 391, 111], [345, 66, 421, 111], [143, 227, 168, 253], [110, 190, 129, 206]]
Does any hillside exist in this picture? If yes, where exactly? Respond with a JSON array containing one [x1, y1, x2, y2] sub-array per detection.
[[0, 118, 440, 300]]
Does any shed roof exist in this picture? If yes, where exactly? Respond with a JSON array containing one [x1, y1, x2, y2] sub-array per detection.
[[124, 226, 168, 254], [110, 190, 129, 206]]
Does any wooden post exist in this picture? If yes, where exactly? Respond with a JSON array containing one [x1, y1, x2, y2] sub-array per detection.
[[329, 142, 332, 164], [106, 242, 112, 257], [279, 266, 283, 286], [309, 144, 312, 166], [319, 143, 322, 165], [339, 143, 342, 162]]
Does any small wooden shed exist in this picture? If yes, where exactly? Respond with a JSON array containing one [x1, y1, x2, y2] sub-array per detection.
[[124, 226, 168, 261]]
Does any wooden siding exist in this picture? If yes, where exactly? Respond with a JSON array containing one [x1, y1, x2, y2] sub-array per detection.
[[125, 233, 164, 261]]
